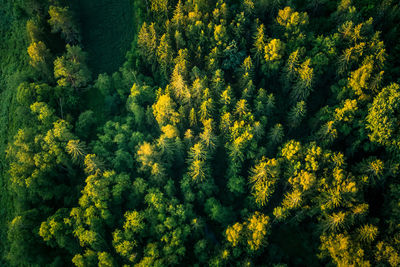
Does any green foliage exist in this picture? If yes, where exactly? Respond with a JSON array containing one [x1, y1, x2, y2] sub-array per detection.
[[48, 5, 80, 43], [366, 83, 400, 152], [75, 110, 97, 140], [0, 0, 32, 261], [287, 101, 307, 128], [27, 41, 51, 76], [54, 44, 91, 88], [2, 0, 400, 266], [77, 0, 137, 75], [250, 158, 280, 206]]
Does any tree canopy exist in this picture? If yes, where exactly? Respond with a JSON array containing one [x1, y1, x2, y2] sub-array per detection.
[[2, 0, 400, 266]]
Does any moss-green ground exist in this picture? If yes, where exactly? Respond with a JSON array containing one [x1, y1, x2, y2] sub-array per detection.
[[74, 0, 135, 76]]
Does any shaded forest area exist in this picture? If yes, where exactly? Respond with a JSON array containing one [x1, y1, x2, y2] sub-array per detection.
[[72, 0, 135, 75], [1, 0, 400, 266]]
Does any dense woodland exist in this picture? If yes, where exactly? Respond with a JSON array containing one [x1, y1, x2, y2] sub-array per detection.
[[1, 0, 400, 266]]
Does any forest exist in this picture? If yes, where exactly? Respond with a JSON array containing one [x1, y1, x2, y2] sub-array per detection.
[[1, 0, 400, 266]]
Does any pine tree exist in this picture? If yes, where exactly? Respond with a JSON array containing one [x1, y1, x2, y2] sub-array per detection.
[[268, 124, 284, 145], [291, 59, 313, 102], [284, 49, 301, 83], [66, 140, 87, 163], [84, 154, 104, 175], [249, 158, 280, 206], [138, 22, 158, 63], [157, 34, 173, 79], [287, 101, 306, 128], [276, 6, 308, 36], [358, 224, 378, 243], [152, 94, 180, 126], [172, 0, 185, 29]]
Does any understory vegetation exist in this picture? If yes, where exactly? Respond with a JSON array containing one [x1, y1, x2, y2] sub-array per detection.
[[1, 0, 400, 266]]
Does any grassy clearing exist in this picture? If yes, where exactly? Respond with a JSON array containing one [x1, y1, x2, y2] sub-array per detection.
[[73, 0, 143, 123], [74, 0, 135, 76]]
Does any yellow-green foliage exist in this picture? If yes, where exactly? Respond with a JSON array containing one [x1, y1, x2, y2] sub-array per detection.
[[3, 0, 400, 266]]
